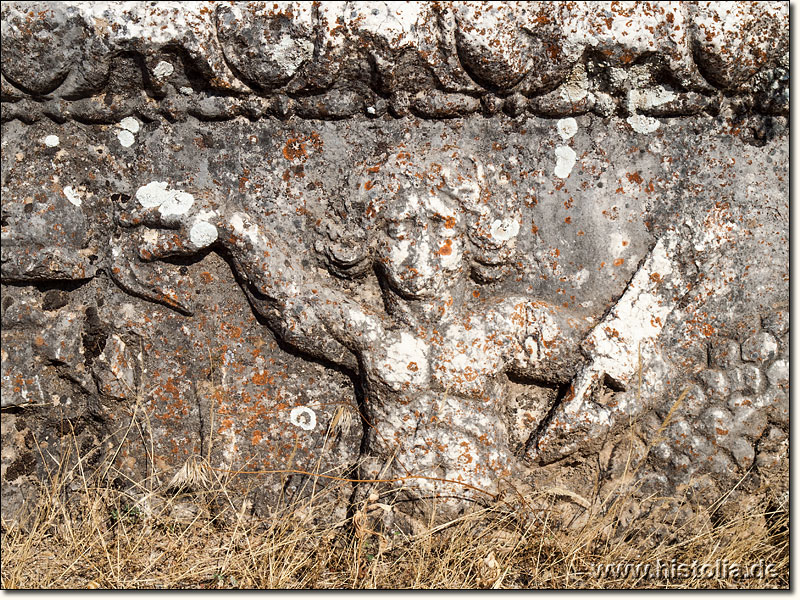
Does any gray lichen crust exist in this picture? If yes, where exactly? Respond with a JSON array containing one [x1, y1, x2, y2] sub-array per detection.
[[1, 2, 788, 527]]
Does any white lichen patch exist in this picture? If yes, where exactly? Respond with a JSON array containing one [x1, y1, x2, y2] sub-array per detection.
[[554, 145, 577, 179], [153, 60, 174, 79], [189, 220, 218, 248], [345, 308, 382, 345], [142, 229, 159, 245], [608, 231, 628, 258], [490, 218, 520, 242], [523, 336, 539, 361], [135, 181, 195, 218], [289, 406, 317, 431], [196, 209, 218, 222], [119, 117, 140, 134], [117, 130, 136, 147], [557, 117, 578, 140], [229, 212, 262, 247], [44, 135, 60, 147], [626, 114, 661, 134], [136, 181, 172, 208], [573, 268, 590, 288], [347, 1, 426, 52], [535, 311, 563, 347], [423, 193, 456, 222], [117, 117, 140, 146], [380, 332, 430, 389], [159, 190, 194, 217], [230, 214, 245, 233], [63, 185, 81, 207]]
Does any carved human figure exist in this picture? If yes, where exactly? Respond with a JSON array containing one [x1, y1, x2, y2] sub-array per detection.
[[109, 156, 593, 500]]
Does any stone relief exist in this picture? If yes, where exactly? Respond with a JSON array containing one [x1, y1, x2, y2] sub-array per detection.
[[0, 3, 788, 128], [1, 2, 788, 525]]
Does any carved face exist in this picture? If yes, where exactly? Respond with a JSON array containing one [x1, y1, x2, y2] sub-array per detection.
[[377, 187, 464, 299], [365, 156, 524, 297]]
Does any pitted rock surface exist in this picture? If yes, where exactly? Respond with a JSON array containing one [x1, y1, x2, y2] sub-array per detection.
[[1, 2, 788, 525]]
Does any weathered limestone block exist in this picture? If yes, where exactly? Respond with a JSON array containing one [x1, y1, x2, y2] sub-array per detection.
[[1, 2, 788, 526]]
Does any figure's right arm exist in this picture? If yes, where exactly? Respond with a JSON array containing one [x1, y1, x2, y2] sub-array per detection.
[[113, 185, 394, 373]]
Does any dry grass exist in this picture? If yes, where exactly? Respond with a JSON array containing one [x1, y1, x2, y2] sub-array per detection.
[[0, 426, 788, 590]]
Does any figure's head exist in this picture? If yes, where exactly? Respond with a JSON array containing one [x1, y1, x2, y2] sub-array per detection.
[[362, 155, 476, 299], [363, 154, 522, 299], [377, 187, 464, 298]]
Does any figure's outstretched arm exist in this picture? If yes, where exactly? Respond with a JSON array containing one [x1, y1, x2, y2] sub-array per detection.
[[113, 184, 395, 372]]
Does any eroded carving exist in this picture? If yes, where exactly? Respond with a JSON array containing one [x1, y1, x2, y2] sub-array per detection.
[[1, 2, 788, 524], [70, 135, 711, 503], [0, 2, 789, 127]]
